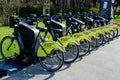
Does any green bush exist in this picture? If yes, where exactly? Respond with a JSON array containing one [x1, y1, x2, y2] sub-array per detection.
[[19, 6, 90, 17], [50, 7, 62, 15], [50, 6, 90, 15], [19, 6, 42, 17]]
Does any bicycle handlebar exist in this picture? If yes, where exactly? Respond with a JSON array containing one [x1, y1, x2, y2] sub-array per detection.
[[36, 27, 48, 32]]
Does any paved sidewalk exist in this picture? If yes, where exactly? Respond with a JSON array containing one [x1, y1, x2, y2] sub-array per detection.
[[2, 37, 120, 80]]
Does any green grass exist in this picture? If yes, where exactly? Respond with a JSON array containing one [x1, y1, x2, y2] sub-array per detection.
[[114, 16, 120, 32], [0, 26, 13, 41], [0, 26, 13, 59], [0, 22, 45, 41], [114, 16, 120, 23], [0, 22, 45, 60]]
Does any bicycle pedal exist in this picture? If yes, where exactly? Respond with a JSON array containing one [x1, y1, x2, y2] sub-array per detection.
[[22, 58, 29, 62]]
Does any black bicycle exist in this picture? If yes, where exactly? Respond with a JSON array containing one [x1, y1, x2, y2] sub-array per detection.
[[0, 16, 65, 72]]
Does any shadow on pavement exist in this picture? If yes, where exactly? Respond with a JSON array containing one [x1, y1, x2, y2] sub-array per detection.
[[74, 56, 83, 63], [57, 63, 71, 72], [3, 63, 55, 80]]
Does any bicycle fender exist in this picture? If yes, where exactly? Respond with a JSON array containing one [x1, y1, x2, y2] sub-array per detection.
[[9, 39, 20, 55], [90, 29, 104, 36], [57, 36, 79, 47], [103, 24, 115, 31], [98, 27, 109, 33], [90, 28, 103, 34], [82, 31, 97, 38], [37, 41, 65, 57], [72, 33, 90, 42], [40, 32, 53, 41], [95, 28, 105, 35]]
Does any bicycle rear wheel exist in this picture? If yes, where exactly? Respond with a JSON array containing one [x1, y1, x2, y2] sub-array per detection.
[[1, 36, 20, 60], [63, 44, 79, 63], [109, 30, 114, 40], [113, 28, 119, 38], [39, 50, 64, 72], [103, 32, 110, 43], [89, 37, 97, 51], [79, 40, 90, 56], [96, 34, 104, 47]]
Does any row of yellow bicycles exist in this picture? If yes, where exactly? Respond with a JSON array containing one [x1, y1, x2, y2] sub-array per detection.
[[0, 14, 119, 72]]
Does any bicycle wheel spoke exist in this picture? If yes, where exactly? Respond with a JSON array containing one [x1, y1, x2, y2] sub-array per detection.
[[1, 36, 20, 60], [40, 50, 63, 71], [63, 45, 79, 63]]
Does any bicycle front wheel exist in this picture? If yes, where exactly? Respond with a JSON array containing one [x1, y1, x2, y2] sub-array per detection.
[[39, 50, 64, 72], [1, 36, 20, 60]]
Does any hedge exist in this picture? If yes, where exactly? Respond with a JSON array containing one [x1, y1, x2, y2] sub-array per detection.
[[19, 6, 90, 17], [19, 6, 42, 17]]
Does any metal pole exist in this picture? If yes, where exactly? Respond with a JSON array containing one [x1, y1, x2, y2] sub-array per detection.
[[43, 0, 50, 15], [110, 0, 115, 23]]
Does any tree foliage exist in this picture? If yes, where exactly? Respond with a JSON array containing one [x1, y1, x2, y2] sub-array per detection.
[[51, 0, 100, 7], [0, 0, 24, 25], [0, 0, 118, 25]]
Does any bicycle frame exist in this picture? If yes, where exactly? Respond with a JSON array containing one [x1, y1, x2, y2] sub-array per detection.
[[44, 23, 79, 47], [10, 22, 64, 59], [14, 28, 24, 52], [51, 14, 91, 44]]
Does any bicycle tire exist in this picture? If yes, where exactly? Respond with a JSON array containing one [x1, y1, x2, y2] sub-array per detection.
[[79, 40, 90, 56], [39, 50, 64, 72], [1, 36, 20, 60], [63, 44, 79, 63], [96, 34, 104, 47], [89, 37, 97, 51], [103, 32, 110, 43], [109, 30, 114, 40], [113, 28, 119, 38]]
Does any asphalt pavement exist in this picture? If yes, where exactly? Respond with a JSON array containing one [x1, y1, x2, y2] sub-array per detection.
[[2, 37, 120, 80]]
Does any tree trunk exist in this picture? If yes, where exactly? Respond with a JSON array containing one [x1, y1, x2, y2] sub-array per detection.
[[2, 7, 9, 26], [1, 0, 23, 26], [93, 0, 97, 7]]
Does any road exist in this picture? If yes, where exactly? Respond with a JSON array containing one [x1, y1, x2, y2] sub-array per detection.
[[2, 37, 120, 80]]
